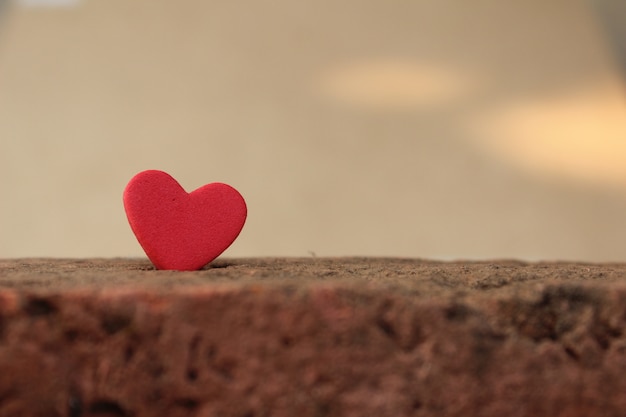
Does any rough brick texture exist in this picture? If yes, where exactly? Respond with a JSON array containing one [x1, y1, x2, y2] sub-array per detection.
[[1, 258, 626, 417]]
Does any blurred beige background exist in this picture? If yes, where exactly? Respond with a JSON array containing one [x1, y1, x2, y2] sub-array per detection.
[[1, 0, 626, 261]]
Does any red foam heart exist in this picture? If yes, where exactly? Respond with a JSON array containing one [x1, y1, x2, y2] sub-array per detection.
[[123, 170, 247, 271]]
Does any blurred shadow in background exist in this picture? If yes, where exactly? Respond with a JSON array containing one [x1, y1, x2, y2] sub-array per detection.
[[0, 0, 625, 261], [591, 0, 626, 76]]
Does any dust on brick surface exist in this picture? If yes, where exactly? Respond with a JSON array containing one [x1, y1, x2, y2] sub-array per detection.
[[0, 257, 624, 295]]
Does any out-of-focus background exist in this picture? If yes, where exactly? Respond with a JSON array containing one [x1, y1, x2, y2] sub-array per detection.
[[1, 0, 626, 261]]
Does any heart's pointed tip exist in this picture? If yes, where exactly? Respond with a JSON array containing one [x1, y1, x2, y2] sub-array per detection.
[[151, 258, 214, 271], [154, 266, 204, 272]]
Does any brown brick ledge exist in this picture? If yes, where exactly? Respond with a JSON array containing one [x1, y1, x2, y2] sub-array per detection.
[[1, 258, 625, 417]]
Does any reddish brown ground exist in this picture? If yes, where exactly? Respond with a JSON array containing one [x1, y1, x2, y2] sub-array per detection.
[[1, 258, 626, 417]]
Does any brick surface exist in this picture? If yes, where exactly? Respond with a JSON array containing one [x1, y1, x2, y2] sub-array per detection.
[[1, 258, 626, 417]]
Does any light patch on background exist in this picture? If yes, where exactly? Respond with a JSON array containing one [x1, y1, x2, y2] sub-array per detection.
[[15, 0, 81, 7], [315, 60, 475, 109], [470, 83, 626, 187]]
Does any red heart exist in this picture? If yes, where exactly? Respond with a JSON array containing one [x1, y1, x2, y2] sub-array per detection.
[[123, 170, 247, 271]]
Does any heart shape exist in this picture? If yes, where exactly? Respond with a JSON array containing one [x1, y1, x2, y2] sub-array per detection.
[[123, 170, 247, 270]]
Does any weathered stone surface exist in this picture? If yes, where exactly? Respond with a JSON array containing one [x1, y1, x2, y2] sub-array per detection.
[[1, 258, 626, 417]]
